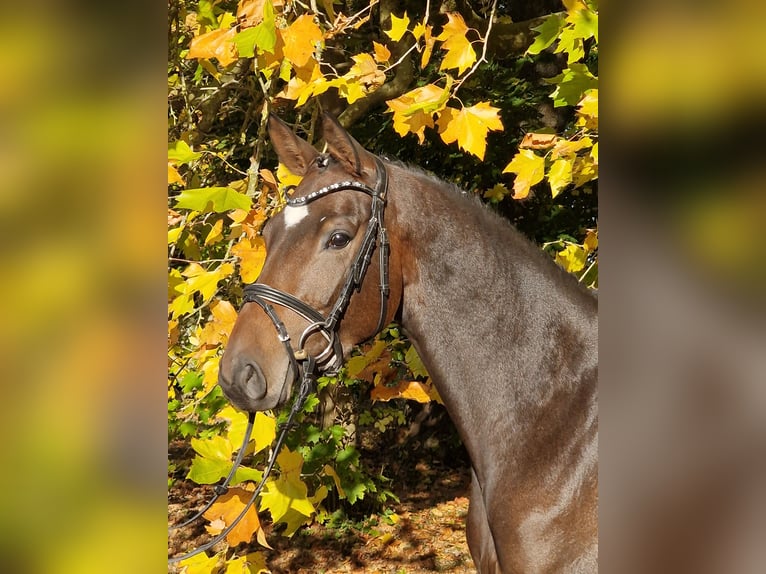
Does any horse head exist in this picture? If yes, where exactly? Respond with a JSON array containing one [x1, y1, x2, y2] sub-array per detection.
[[218, 113, 403, 413]]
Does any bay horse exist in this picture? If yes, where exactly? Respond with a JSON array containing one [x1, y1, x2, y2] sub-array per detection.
[[218, 112, 598, 573]]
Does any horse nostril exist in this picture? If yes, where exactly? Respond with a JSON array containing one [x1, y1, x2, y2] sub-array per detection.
[[239, 362, 266, 399], [218, 355, 268, 410]]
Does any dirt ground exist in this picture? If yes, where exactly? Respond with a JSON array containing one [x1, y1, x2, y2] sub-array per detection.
[[169, 433, 477, 573]]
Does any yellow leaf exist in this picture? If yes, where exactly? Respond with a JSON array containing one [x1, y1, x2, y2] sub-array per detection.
[[435, 13, 476, 76], [386, 82, 450, 142], [347, 53, 385, 89], [179, 551, 221, 574], [204, 218, 224, 246], [503, 149, 545, 199], [385, 12, 410, 42], [338, 79, 366, 104], [420, 25, 436, 69], [277, 162, 303, 189], [260, 449, 315, 534], [551, 136, 593, 160], [197, 299, 238, 347], [280, 14, 323, 68], [204, 486, 261, 546], [182, 262, 235, 302], [372, 41, 391, 63], [576, 89, 598, 130], [437, 102, 503, 160], [547, 158, 573, 198], [323, 464, 346, 498], [370, 380, 435, 403], [483, 183, 509, 203], [556, 244, 587, 274], [168, 163, 184, 185], [188, 27, 239, 67], [231, 236, 267, 283], [168, 226, 183, 244], [583, 228, 598, 253], [590, 142, 598, 165], [224, 552, 269, 574], [572, 154, 598, 187]]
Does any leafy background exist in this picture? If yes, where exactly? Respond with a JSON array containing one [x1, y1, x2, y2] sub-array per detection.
[[167, 0, 598, 571]]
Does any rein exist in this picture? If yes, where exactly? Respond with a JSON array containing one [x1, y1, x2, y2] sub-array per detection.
[[168, 156, 390, 564]]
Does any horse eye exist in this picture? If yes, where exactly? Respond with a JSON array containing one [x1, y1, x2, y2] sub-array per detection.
[[327, 231, 351, 249]]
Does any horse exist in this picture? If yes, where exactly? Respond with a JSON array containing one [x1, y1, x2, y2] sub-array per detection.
[[218, 112, 598, 573]]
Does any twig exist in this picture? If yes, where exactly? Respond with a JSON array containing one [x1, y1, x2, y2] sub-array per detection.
[[452, 0, 497, 94]]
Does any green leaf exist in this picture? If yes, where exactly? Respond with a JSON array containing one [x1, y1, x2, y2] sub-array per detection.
[[175, 186, 252, 213], [187, 456, 231, 484], [546, 64, 598, 107], [168, 140, 202, 164], [234, 1, 276, 57], [191, 434, 233, 461], [526, 14, 564, 55], [567, 4, 598, 43], [232, 466, 263, 485], [405, 345, 429, 378], [554, 26, 584, 64]]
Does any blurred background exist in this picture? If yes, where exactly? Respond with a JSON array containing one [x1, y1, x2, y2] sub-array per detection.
[[0, 0, 763, 572]]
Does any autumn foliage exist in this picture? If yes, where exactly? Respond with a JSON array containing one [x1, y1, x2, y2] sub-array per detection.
[[168, 0, 597, 570]]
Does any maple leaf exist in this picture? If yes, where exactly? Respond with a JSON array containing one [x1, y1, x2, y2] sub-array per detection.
[[551, 136, 593, 160], [420, 24, 436, 69], [182, 262, 235, 302], [260, 449, 316, 535], [576, 89, 598, 130], [204, 218, 224, 246], [436, 13, 476, 76], [526, 14, 565, 55], [347, 52, 385, 89], [175, 186, 252, 213], [197, 299, 238, 347], [223, 552, 269, 574], [483, 183, 509, 203], [204, 486, 261, 546], [547, 158, 573, 198], [280, 14, 323, 68], [179, 551, 220, 574], [372, 41, 390, 63], [385, 12, 410, 42], [231, 236, 267, 283], [556, 243, 587, 274], [168, 163, 184, 185], [371, 380, 435, 403], [547, 63, 598, 107], [503, 149, 545, 199], [437, 102, 503, 160], [386, 83, 450, 142], [236, 0, 268, 28], [584, 228, 598, 253], [188, 27, 239, 67]]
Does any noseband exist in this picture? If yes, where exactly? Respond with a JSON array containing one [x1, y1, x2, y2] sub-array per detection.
[[241, 154, 390, 379], [169, 156, 390, 564]]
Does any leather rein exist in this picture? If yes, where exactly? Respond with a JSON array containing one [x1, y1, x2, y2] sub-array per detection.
[[169, 156, 390, 564]]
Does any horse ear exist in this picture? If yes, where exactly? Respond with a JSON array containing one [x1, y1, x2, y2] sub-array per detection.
[[267, 114, 319, 176], [321, 112, 376, 178]]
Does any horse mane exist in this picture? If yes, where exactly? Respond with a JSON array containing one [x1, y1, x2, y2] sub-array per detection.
[[383, 157, 597, 300]]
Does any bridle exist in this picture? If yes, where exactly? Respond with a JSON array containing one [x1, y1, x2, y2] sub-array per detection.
[[169, 155, 390, 564], [242, 154, 390, 376]]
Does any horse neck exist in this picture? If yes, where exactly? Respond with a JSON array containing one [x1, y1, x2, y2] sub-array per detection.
[[387, 165, 598, 460]]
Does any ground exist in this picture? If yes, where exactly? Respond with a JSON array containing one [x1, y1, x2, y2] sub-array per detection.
[[169, 415, 477, 573]]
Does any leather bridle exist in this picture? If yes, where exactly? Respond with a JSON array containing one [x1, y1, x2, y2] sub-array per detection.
[[241, 154, 390, 377], [169, 156, 390, 564]]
